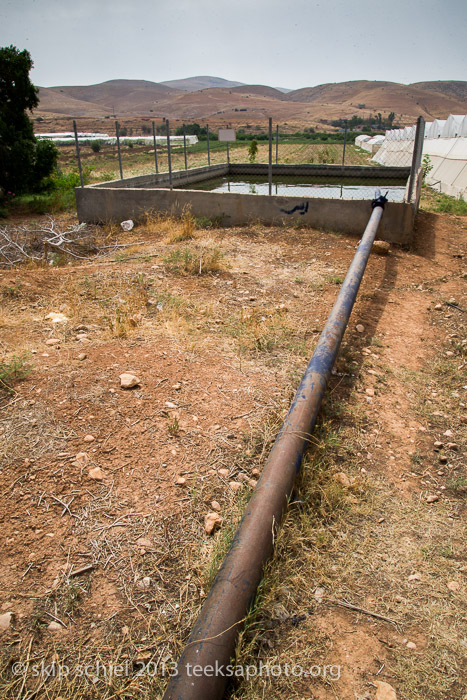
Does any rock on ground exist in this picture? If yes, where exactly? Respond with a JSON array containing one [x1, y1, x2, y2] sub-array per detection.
[[204, 512, 223, 535], [120, 373, 141, 389]]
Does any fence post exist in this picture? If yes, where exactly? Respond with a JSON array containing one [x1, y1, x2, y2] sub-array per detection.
[[407, 116, 425, 203], [183, 124, 188, 170], [268, 118, 273, 195], [166, 119, 173, 188], [73, 120, 84, 187], [207, 124, 211, 166], [152, 121, 159, 174], [342, 120, 348, 166], [227, 141, 230, 165], [276, 124, 279, 164], [115, 121, 123, 180]]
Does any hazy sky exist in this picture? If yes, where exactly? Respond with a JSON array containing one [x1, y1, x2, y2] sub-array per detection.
[[1, 0, 466, 89]]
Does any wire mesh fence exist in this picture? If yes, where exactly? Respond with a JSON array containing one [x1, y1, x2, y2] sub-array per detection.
[[67, 116, 424, 204]]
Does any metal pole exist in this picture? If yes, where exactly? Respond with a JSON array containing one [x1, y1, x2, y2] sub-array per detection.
[[73, 120, 84, 187], [183, 124, 188, 170], [268, 117, 273, 195], [152, 121, 159, 174], [115, 121, 123, 180], [342, 120, 348, 166], [163, 192, 388, 700], [407, 116, 425, 203], [276, 123, 279, 164], [166, 119, 172, 188], [207, 124, 211, 166], [227, 141, 230, 165]]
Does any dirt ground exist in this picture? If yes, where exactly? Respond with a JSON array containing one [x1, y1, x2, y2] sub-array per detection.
[[0, 206, 465, 699]]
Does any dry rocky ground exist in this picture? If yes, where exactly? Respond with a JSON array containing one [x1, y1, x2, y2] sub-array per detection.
[[0, 205, 465, 700]]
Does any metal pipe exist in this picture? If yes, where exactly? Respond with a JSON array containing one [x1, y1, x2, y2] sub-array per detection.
[[115, 121, 123, 180], [183, 124, 188, 170], [166, 119, 173, 188], [268, 117, 273, 195], [152, 121, 159, 174], [407, 115, 425, 203], [162, 193, 387, 700], [342, 119, 348, 166], [207, 124, 211, 166], [72, 120, 84, 187], [276, 123, 279, 164]]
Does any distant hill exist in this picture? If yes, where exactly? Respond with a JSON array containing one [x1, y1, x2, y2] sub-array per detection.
[[229, 85, 287, 100], [160, 76, 245, 92], [411, 81, 467, 102], [35, 77, 467, 128]]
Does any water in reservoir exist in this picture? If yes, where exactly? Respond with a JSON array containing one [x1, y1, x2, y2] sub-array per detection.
[[179, 175, 407, 201]]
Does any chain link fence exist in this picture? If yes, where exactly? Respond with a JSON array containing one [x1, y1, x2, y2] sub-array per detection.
[[67, 116, 424, 204]]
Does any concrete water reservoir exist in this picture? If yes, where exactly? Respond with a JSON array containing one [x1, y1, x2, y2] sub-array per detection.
[[75, 162, 422, 244]]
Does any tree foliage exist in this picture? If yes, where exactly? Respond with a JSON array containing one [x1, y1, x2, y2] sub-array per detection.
[[0, 45, 58, 195]]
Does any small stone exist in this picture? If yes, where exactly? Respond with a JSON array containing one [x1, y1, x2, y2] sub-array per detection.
[[443, 429, 453, 437], [45, 312, 69, 323], [426, 494, 439, 503], [0, 612, 12, 631], [248, 479, 258, 488], [121, 625, 130, 635], [408, 573, 421, 581], [439, 455, 448, 463], [136, 576, 151, 590], [120, 373, 141, 389], [378, 517, 385, 523], [73, 452, 89, 467], [237, 473, 250, 483], [356, 324, 365, 333], [314, 587, 325, 600], [447, 581, 460, 592], [333, 472, 351, 488], [372, 241, 390, 256], [211, 501, 221, 511], [45, 338, 60, 346], [83, 434, 95, 443], [406, 641, 417, 650], [172, 383, 182, 390], [434, 304, 443, 310], [78, 353, 87, 361], [88, 467, 105, 481], [229, 481, 243, 492], [375, 680, 397, 700], [176, 477, 187, 486], [48, 621, 64, 631], [433, 441, 443, 448], [252, 468, 260, 477], [136, 537, 152, 549], [218, 468, 229, 477], [446, 443, 458, 451], [204, 512, 223, 535], [165, 401, 177, 409], [365, 387, 375, 396]]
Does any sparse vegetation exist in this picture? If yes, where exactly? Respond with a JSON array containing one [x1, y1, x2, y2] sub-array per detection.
[[0, 352, 32, 393]]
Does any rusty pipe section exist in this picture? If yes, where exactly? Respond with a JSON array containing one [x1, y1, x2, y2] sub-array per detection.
[[163, 195, 386, 700]]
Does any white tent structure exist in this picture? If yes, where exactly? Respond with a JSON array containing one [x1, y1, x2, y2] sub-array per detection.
[[370, 114, 467, 198], [35, 132, 199, 147], [426, 120, 446, 139], [442, 115, 464, 138]]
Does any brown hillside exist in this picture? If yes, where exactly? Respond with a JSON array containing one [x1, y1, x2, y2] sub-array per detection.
[[35, 78, 467, 128], [411, 80, 467, 101], [229, 84, 286, 100]]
